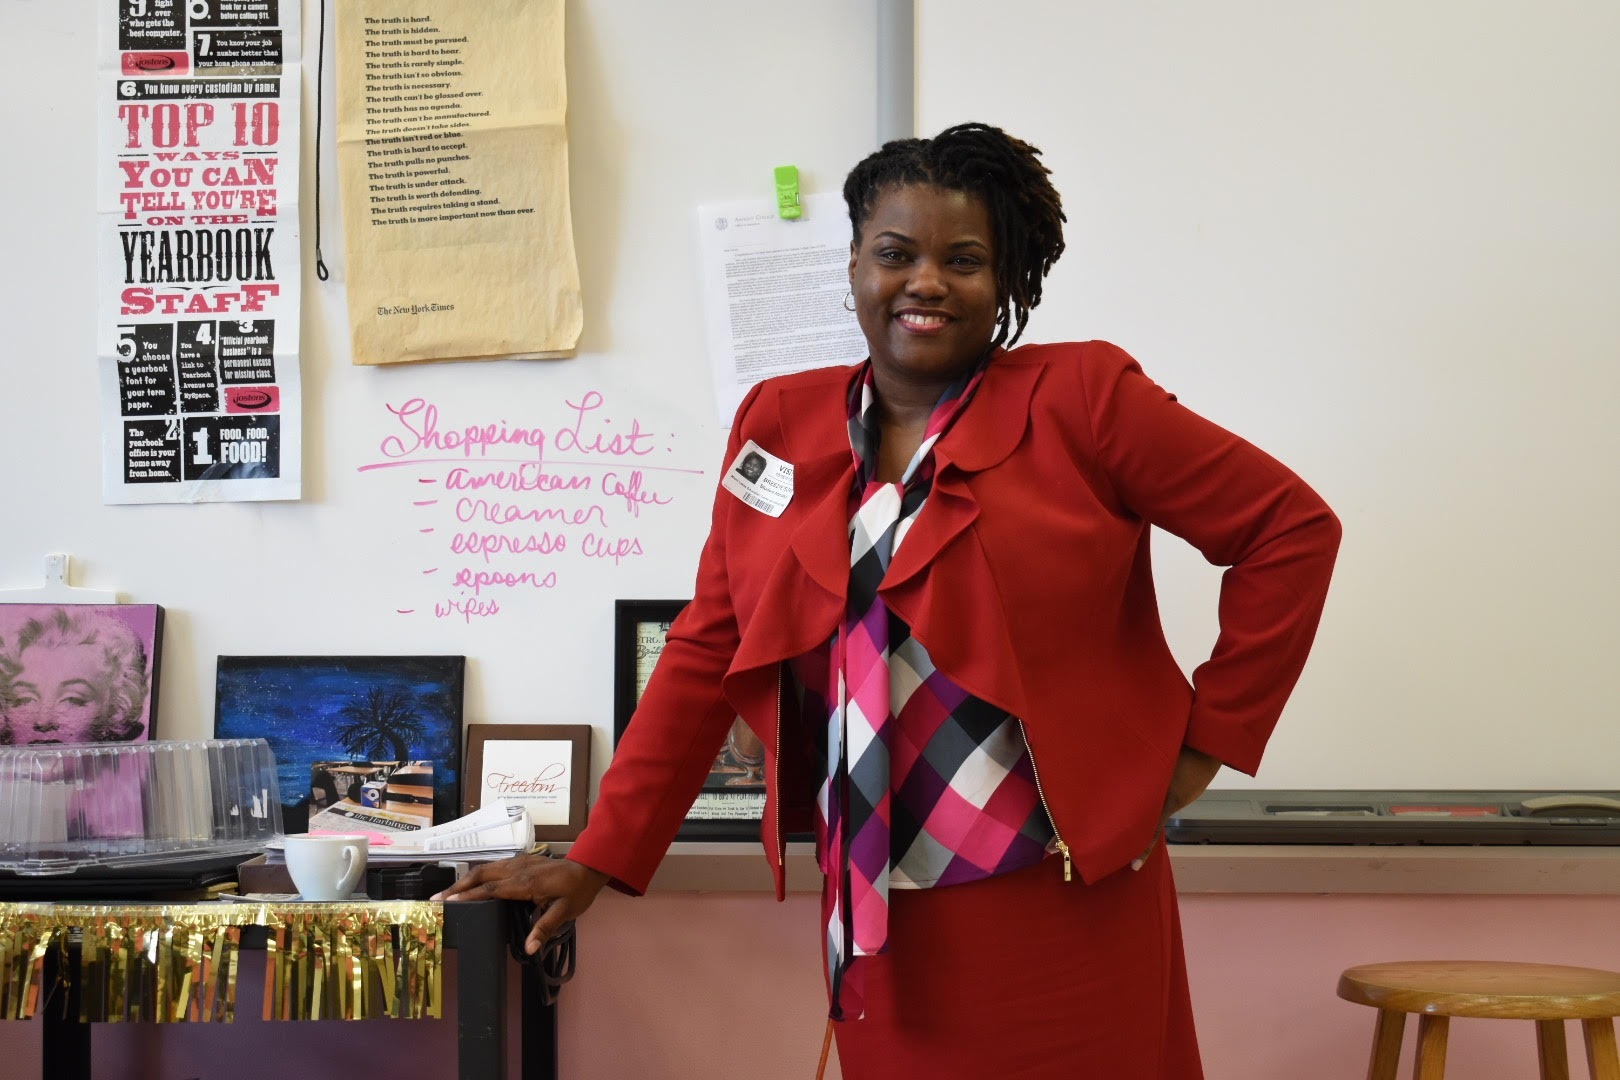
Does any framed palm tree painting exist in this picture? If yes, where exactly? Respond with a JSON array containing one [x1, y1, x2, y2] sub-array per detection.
[[214, 656, 465, 833]]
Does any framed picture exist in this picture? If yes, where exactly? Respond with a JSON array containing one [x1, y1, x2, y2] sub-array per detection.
[[0, 603, 164, 746], [214, 655, 465, 834], [614, 600, 765, 842], [462, 724, 591, 841]]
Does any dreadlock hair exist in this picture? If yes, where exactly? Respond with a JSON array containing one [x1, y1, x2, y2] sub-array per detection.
[[843, 122, 1066, 348]]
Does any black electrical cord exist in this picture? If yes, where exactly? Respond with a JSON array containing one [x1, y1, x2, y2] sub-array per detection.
[[312, 0, 329, 281]]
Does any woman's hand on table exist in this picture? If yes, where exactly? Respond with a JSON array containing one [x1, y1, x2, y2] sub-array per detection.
[[1132, 747, 1222, 871], [432, 855, 611, 954]]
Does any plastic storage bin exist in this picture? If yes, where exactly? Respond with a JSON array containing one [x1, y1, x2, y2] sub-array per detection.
[[0, 738, 282, 876]]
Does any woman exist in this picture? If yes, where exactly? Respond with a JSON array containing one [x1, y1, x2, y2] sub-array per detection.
[[439, 123, 1341, 1078]]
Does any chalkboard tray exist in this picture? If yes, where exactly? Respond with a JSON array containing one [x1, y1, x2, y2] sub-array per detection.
[[1165, 790, 1620, 846]]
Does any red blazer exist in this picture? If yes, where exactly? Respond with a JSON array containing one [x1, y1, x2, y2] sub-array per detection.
[[570, 341, 1341, 897]]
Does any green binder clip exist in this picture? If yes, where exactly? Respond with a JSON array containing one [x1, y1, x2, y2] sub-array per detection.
[[774, 165, 802, 219]]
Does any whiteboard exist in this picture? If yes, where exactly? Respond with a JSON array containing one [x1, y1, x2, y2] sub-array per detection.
[[0, 1, 878, 796], [4, 1, 1615, 799], [919, 1, 1620, 788]]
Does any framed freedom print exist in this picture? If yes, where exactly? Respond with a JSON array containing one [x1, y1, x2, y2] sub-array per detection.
[[613, 599, 765, 842], [463, 723, 591, 841]]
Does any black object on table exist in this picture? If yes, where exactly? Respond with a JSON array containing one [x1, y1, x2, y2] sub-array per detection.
[[0, 852, 247, 900], [26, 900, 561, 1080]]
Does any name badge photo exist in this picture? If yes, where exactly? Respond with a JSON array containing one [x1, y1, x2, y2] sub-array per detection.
[[722, 439, 794, 517]]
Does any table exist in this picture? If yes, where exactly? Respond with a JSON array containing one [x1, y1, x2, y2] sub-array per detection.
[[16, 900, 558, 1080]]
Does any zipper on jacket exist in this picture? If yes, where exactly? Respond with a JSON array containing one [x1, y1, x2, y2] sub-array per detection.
[[1019, 722, 1071, 882], [774, 665, 785, 868]]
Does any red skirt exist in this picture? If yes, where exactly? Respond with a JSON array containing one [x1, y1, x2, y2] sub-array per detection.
[[829, 843, 1203, 1079]]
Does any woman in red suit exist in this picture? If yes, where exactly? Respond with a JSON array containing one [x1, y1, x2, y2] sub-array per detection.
[[440, 123, 1341, 1078]]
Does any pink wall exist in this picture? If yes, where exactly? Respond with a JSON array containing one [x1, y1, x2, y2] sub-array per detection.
[[1182, 894, 1620, 1079], [564, 891, 1620, 1080], [5, 891, 1619, 1078]]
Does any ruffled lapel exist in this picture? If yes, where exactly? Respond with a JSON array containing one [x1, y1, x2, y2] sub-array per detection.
[[724, 353, 1043, 678], [879, 351, 1041, 590], [935, 348, 1042, 472], [726, 374, 855, 679]]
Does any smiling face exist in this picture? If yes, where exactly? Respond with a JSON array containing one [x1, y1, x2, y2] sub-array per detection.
[[848, 183, 1000, 400], [8, 642, 109, 744]]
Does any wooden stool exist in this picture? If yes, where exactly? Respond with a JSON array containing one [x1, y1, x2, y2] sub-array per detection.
[[1338, 961, 1620, 1080]]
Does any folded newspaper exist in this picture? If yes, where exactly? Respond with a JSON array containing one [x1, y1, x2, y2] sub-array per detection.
[[267, 803, 534, 865]]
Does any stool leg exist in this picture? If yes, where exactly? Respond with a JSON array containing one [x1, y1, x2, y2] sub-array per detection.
[[1535, 1019, 1570, 1080], [1366, 1009, 1405, 1080], [1583, 1018, 1620, 1080], [1413, 1014, 1448, 1080]]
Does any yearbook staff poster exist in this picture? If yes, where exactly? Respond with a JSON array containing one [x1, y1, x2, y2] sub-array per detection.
[[334, 0, 582, 365], [98, 0, 303, 503]]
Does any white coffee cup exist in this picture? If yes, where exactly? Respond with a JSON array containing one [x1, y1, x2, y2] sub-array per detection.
[[283, 834, 368, 901]]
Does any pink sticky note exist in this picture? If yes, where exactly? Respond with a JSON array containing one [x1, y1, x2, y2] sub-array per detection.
[[309, 829, 395, 846]]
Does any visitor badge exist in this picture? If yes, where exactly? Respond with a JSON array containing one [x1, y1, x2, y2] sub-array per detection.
[[722, 439, 794, 517]]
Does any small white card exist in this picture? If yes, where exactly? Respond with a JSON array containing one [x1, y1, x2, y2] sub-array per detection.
[[722, 439, 794, 517], [479, 739, 573, 827]]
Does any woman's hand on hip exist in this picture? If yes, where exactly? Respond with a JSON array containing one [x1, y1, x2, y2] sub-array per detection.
[[432, 854, 611, 954], [1132, 747, 1222, 871]]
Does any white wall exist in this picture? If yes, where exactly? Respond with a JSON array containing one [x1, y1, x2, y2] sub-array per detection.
[[3, 0, 1615, 796], [920, 0, 1620, 789], [0, 1, 877, 794]]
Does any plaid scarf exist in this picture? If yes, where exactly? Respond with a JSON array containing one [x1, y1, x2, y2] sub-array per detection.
[[822, 354, 991, 1019]]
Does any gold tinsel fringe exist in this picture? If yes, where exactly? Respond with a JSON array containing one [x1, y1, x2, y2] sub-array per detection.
[[0, 902, 441, 1023]]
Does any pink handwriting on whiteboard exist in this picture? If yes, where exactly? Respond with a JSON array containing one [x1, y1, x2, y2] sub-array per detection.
[[360, 391, 701, 621], [600, 470, 673, 517], [378, 391, 658, 462], [380, 398, 548, 460]]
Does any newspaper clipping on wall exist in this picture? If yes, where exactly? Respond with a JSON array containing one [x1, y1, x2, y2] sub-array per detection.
[[99, 0, 302, 504], [334, 0, 582, 365]]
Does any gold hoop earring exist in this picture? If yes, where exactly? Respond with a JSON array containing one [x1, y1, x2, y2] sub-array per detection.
[[842, 292, 856, 312]]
